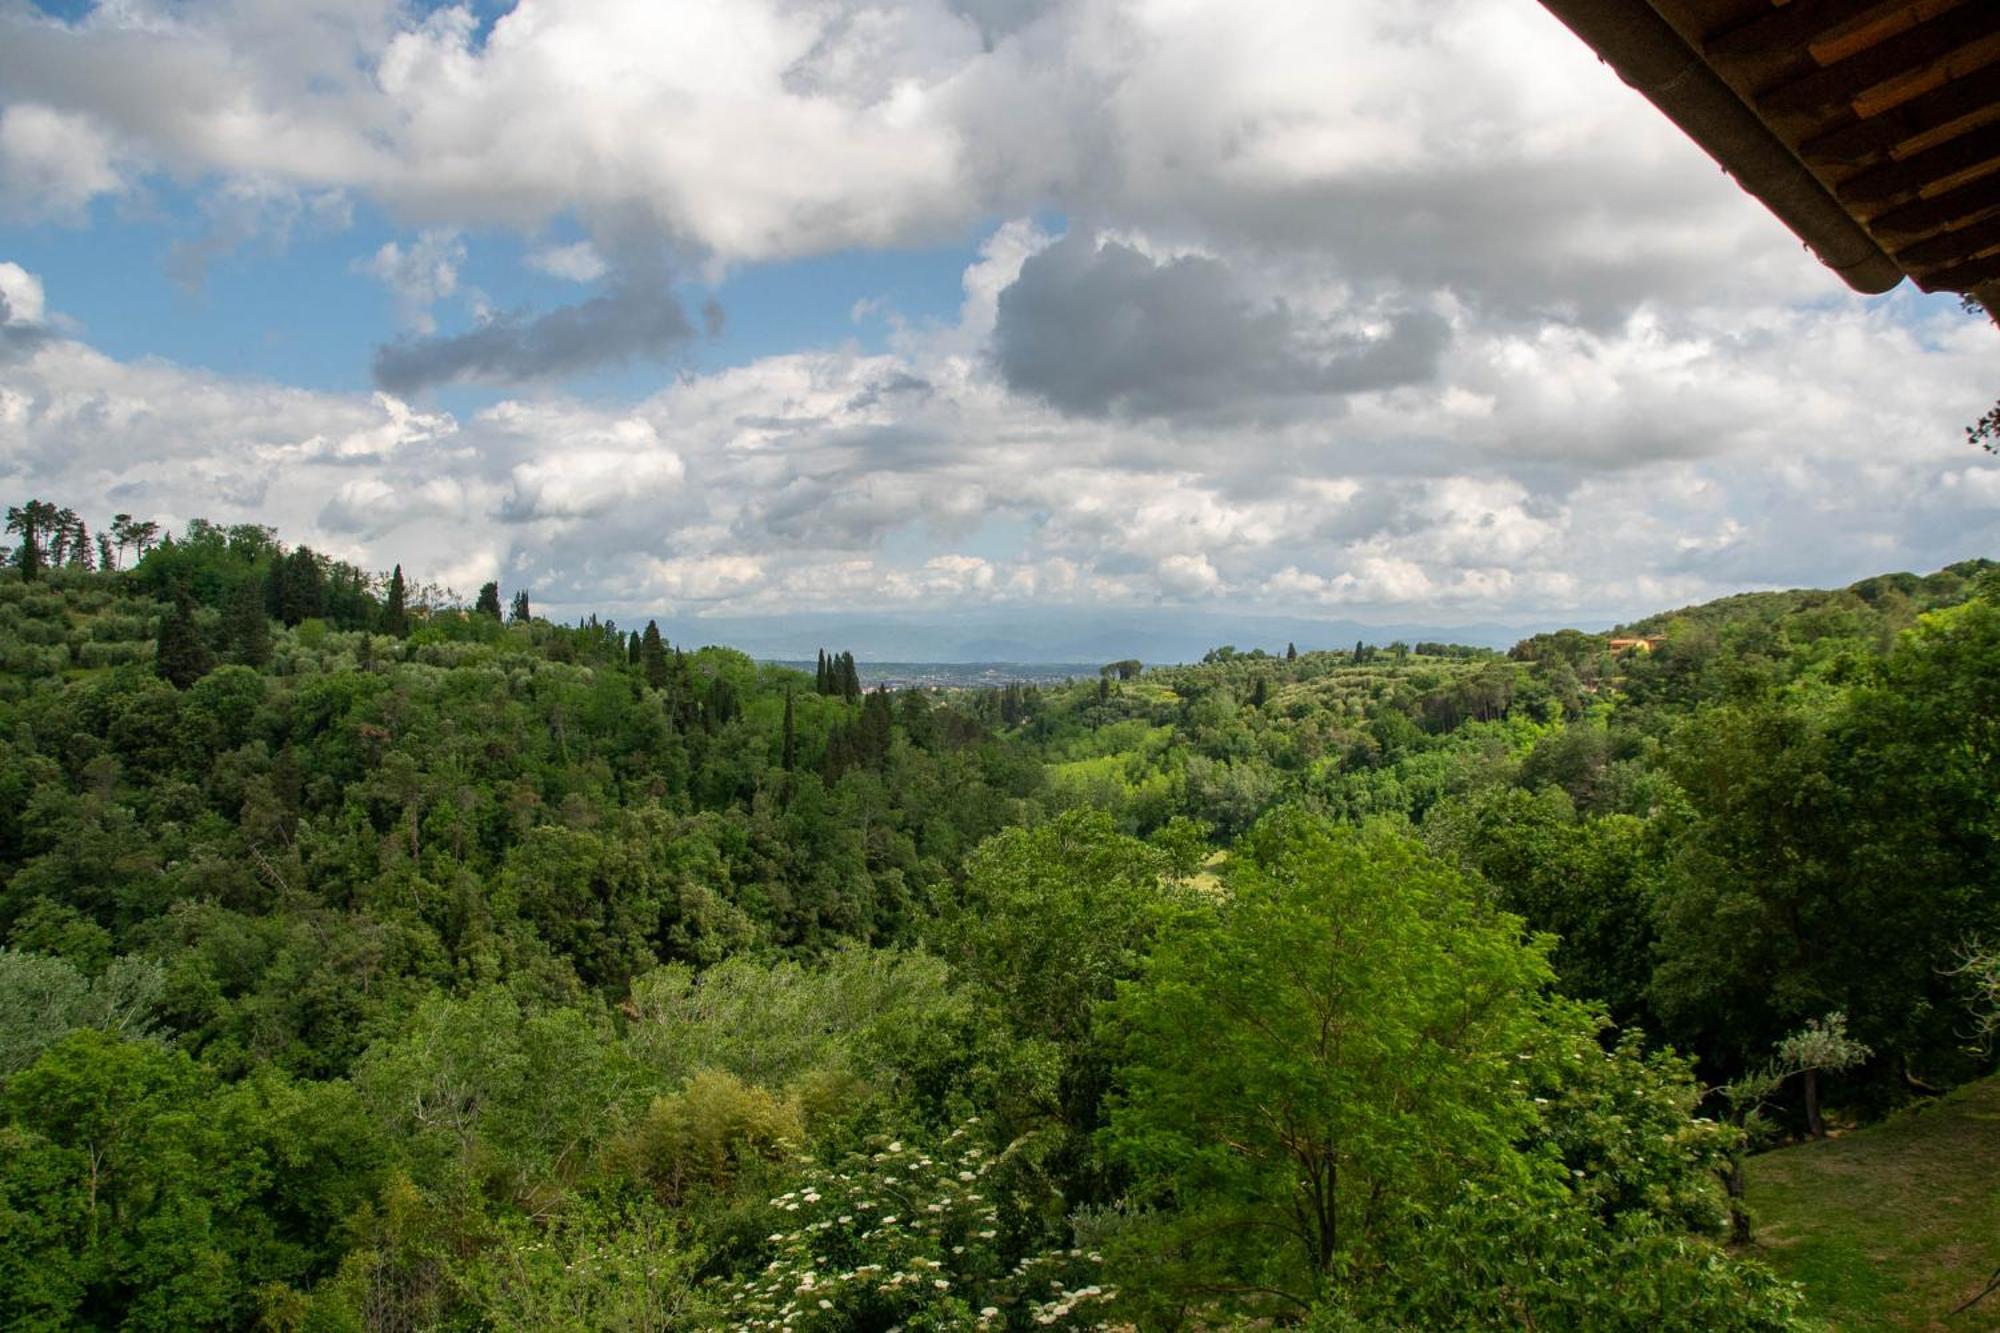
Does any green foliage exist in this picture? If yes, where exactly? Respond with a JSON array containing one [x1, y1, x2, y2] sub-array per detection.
[[1101, 811, 1557, 1317], [721, 1127, 1112, 1331], [0, 948, 165, 1074], [154, 586, 213, 689], [0, 517, 1990, 1329]]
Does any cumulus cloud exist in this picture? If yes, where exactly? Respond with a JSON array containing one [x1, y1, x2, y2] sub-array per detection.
[[5, 241, 1994, 631], [0, 0, 1836, 313], [0, 260, 52, 362], [0, 103, 124, 220], [993, 231, 1448, 419], [2, 0, 1995, 637], [356, 229, 465, 333], [526, 241, 609, 284], [371, 278, 700, 395]]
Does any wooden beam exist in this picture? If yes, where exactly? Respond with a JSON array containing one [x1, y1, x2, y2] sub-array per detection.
[[1757, 5, 2000, 119], [1837, 120, 2000, 203], [1913, 247, 2000, 292], [1867, 167, 2000, 237], [1797, 74, 1998, 166], [1707, 0, 1912, 66], [1891, 208, 2000, 267]]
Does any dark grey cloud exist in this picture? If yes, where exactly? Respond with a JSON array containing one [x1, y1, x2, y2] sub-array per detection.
[[992, 232, 1447, 420], [371, 279, 700, 395]]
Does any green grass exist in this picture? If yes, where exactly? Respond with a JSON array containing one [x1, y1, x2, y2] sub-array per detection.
[[1746, 1074, 2000, 1330]]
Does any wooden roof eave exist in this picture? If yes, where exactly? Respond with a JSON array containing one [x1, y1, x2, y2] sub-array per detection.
[[1539, 0, 1908, 294]]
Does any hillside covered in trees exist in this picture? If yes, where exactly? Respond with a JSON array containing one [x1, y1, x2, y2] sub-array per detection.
[[1, 504, 1996, 1330]]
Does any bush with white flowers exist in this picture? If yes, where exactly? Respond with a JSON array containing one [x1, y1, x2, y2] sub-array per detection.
[[719, 1122, 1113, 1331]]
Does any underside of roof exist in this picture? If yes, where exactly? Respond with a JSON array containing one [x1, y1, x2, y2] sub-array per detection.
[[1538, 0, 2000, 313]]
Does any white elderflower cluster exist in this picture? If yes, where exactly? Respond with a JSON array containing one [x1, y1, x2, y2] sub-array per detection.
[[718, 1124, 1111, 1330]]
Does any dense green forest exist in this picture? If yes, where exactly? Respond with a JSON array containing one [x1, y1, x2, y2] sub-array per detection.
[[1, 502, 1996, 1330]]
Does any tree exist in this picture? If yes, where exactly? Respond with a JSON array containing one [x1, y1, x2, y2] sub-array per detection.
[[510, 589, 531, 624], [935, 812, 1178, 1201], [109, 513, 160, 569], [278, 547, 326, 626], [5, 499, 59, 580], [1286, 641, 1297, 661], [837, 651, 861, 704], [856, 687, 893, 768], [639, 620, 668, 690], [63, 516, 93, 570], [155, 585, 213, 689], [1103, 811, 1557, 1314], [474, 580, 502, 620], [223, 576, 272, 668], [1713, 1013, 1871, 1243], [384, 565, 411, 635], [781, 689, 797, 772]]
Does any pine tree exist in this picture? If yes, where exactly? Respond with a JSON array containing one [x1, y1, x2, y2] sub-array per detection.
[[5, 500, 57, 581], [155, 586, 213, 689], [640, 620, 668, 690], [224, 577, 272, 667], [47, 508, 78, 566], [384, 565, 410, 636], [782, 688, 797, 772], [510, 589, 531, 624], [95, 532, 114, 571]]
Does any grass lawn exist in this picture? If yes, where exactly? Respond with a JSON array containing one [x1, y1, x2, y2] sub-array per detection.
[[1746, 1075, 2000, 1330]]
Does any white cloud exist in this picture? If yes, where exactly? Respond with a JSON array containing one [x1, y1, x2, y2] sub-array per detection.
[[0, 0, 1832, 313], [356, 229, 465, 333], [0, 261, 45, 324], [526, 241, 609, 284], [0, 104, 124, 220]]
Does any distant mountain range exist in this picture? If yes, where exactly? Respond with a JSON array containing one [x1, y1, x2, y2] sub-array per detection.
[[641, 607, 1582, 666]]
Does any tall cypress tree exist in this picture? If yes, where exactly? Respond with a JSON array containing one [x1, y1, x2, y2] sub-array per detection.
[[224, 577, 272, 668], [510, 589, 531, 624], [155, 586, 213, 689], [475, 581, 502, 620], [839, 651, 861, 704], [782, 688, 797, 771], [628, 630, 641, 665], [640, 620, 668, 690], [384, 565, 410, 636], [857, 687, 893, 768], [1286, 641, 1298, 662], [815, 649, 829, 695]]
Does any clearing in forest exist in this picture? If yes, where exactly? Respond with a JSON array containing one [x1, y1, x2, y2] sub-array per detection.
[[1747, 1075, 2000, 1330]]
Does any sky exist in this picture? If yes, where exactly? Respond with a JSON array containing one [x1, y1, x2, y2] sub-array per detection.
[[1, 0, 1996, 639]]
